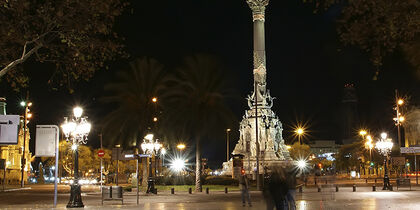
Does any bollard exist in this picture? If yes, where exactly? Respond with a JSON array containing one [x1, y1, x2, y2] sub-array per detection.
[[353, 184, 356, 192], [390, 184, 393, 191], [188, 188, 192, 194], [318, 186, 321, 192], [372, 185, 376, 191], [299, 186, 303, 193], [336, 185, 339, 192], [206, 187, 209, 194], [225, 187, 228, 194], [366, 179, 368, 183], [171, 188, 174, 194]]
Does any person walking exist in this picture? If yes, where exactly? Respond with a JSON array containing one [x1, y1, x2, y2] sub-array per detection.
[[286, 167, 297, 210], [239, 168, 252, 207]]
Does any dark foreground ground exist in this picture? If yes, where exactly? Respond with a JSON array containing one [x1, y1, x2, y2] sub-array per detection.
[[1, 184, 420, 209]]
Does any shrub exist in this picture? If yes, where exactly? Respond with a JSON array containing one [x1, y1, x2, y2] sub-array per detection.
[[204, 176, 238, 185]]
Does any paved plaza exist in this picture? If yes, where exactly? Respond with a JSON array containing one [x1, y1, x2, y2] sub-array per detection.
[[1, 184, 420, 209]]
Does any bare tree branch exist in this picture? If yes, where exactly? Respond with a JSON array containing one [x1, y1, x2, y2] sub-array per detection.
[[0, 44, 42, 78]]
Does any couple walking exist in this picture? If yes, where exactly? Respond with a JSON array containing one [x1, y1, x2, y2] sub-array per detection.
[[264, 166, 297, 210]]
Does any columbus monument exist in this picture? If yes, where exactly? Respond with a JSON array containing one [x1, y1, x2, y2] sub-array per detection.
[[223, 0, 291, 177]]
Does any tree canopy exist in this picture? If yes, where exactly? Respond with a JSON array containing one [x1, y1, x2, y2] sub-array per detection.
[[0, 0, 128, 91], [305, 0, 420, 79]]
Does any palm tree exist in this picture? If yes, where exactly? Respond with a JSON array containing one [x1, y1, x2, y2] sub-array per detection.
[[100, 57, 168, 147], [164, 54, 235, 192]]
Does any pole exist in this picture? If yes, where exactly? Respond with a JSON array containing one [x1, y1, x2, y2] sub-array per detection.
[[255, 81, 261, 191], [136, 149, 139, 205], [21, 92, 28, 188], [116, 156, 119, 186], [99, 133, 103, 192], [416, 154, 418, 185], [3, 165, 6, 191], [53, 126, 59, 207], [226, 129, 230, 162]]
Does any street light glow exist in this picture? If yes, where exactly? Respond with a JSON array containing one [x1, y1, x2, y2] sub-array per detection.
[[71, 144, 78, 151], [296, 128, 304, 135], [381, 132, 387, 140], [177, 144, 186, 150], [359, 130, 367, 136], [397, 99, 404, 105], [152, 97, 157, 103], [20, 101, 26, 107], [73, 107, 83, 118], [170, 158, 186, 172], [297, 160, 306, 169]]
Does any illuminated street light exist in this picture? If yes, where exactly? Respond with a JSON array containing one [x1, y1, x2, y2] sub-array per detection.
[[170, 158, 186, 173], [152, 97, 157, 103], [398, 99, 404, 105], [177, 144, 186, 150], [141, 134, 162, 194], [359, 130, 367, 138], [61, 106, 91, 207], [295, 127, 305, 145], [20, 100, 32, 188], [380, 132, 387, 140], [375, 134, 393, 190]]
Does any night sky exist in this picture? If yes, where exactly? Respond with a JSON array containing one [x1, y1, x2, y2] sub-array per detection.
[[2, 0, 419, 168]]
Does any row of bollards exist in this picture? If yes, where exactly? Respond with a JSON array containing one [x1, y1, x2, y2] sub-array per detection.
[[170, 187, 229, 194], [301, 184, 394, 193]]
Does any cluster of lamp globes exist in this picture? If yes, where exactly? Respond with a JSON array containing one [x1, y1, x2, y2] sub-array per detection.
[[360, 130, 394, 155], [61, 107, 92, 147]]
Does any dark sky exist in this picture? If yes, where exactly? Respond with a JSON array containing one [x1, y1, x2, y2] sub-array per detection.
[[2, 0, 419, 168]]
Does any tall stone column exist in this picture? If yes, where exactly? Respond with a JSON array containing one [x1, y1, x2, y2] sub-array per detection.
[[246, 0, 269, 105]]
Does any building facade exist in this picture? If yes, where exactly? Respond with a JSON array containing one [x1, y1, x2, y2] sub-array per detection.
[[0, 98, 32, 185]]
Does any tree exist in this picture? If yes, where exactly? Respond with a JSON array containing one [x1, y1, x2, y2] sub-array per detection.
[[289, 142, 312, 160], [0, 0, 127, 90], [335, 141, 365, 173], [165, 54, 234, 192], [305, 0, 420, 79], [100, 57, 169, 147]]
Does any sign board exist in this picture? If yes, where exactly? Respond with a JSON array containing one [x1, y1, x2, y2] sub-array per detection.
[[98, 149, 105, 157], [400, 147, 420, 154], [0, 115, 19, 145], [392, 157, 406, 166], [35, 125, 59, 157], [138, 154, 151, 158], [111, 147, 123, 160]]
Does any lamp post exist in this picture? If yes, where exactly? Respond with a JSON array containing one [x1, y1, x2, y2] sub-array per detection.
[[226, 129, 231, 162], [20, 100, 32, 188], [393, 90, 404, 148], [375, 132, 393, 190], [61, 107, 91, 208], [365, 135, 373, 175], [141, 134, 162, 194]]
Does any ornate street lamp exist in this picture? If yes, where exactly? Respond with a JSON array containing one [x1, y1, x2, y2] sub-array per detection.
[[141, 134, 162, 194], [61, 107, 91, 208], [375, 132, 393, 190]]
